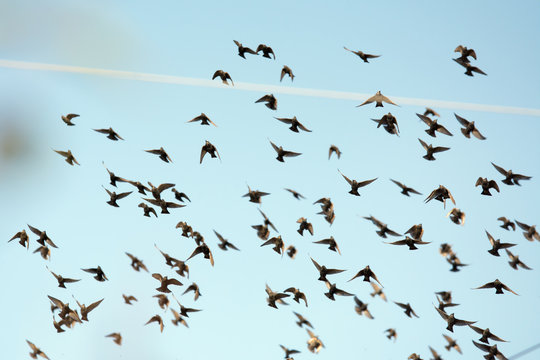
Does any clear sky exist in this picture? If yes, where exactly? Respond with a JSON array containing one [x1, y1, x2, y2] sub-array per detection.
[[1, 1, 539, 359]]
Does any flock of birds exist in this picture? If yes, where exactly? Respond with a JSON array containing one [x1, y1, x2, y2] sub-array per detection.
[[8, 42, 538, 360]]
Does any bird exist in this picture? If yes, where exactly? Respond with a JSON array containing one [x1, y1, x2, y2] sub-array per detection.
[[214, 230, 239, 251], [469, 325, 507, 344], [385, 236, 431, 250], [408, 353, 423, 360], [436, 294, 459, 312], [81, 266, 108, 281], [434, 307, 476, 332], [46, 266, 80, 288], [385, 328, 397, 342], [200, 140, 221, 163], [103, 186, 132, 207], [125, 252, 149, 272], [447, 256, 468, 272], [94, 127, 124, 140], [474, 279, 518, 295], [183, 282, 202, 301], [106, 333, 122, 345], [61, 113, 80, 126], [306, 329, 324, 353], [261, 235, 285, 255], [143, 198, 184, 214], [138, 202, 157, 217], [324, 281, 353, 300], [424, 185, 455, 208], [122, 294, 137, 305], [284, 287, 308, 307], [171, 294, 202, 317], [454, 58, 487, 76], [435, 291, 452, 303], [296, 217, 314, 236], [124, 179, 150, 195], [363, 215, 401, 238], [476, 177, 500, 196], [212, 70, 233, 85], [34, 245, 52, 260], [145, 147, 172, 163], [390, 179, 421, 196], [186, 242, 214, 266], [280, 345, 300, 359], [27, 225, 58, 248], [339, 170, 377, 196], [313, 236, 341, 254], [405, 224, 424, 240], [353, 297, 374, 319], [310, 257, 345, 282], [280, 65, 294, 81], [294, 311, 313, 329], [152, 273, 183, 293], [505, 249, 532, 270], [356, 91, 398, 107], [286, 245, 297, 259], [472, 341, 508, 360], [515, 220, 539, 241], [243, 185, 270, 204], [284, 188, 305, 200], [348, 265, 382, 286], [343, 47, 381, 62], [394, 301, 419, 318], [233, 40, 258, 58], [73, 297, 104, 321], [371, 113, 399, 135], [328, 145, 341, 159], [8, 229, 29, 249], [170, 308, 189, 328], [497, 217, 515, 231], [455, 113, 486, 139], [274, 116, 311, 132], [416, 113, 453, 137], [369, 282, 387, 301], [153, 294, 170, 310], [265, 284, 290, 308], [172, 188, 190, 203], [454, 45, 477, 62], [147, 182, 177, 200], [446, 208, 466, 225], [269, 140, 302, 162], [53, 149, 80, 165], [486, 231, 516, 256], [187, 113, 217, 126], [255, 94, 277, 110], [418, 138, 450, 161], [145, 314, 164, 332], [102, 164, 128, 188], [256, 44, 275, 59], [443, 334, 462, 354], [491, 163, 532, 186], [26, 340, 50, 360]]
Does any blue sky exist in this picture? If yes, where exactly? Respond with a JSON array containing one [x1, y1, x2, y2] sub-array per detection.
[[1, 1, 539, 359]]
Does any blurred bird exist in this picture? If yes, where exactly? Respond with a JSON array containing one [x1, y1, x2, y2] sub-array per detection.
[[486, 231, 516, 256], [125, 252, 148, 272], [102, 164, 128, 188], [505, 249, 532, 270], [243, 185, 270, 204], [9, 229, 29, 249], [143, 198, 184, 214], [145, 314, 164, 332], [61, 113, 80, 126], [443, 334, 462, 354], [385, 236, 431, 250], [470, 325, 507, 344], [274, 116, 311, 133], [200, 140, 221, 163], [183, 282, 202, 301], [306, 329, 324, 353], [447, 208, 466, 225], [491, 163, 532, 186], [328, 145, 342, 159], [145, 147, 172, 163], [353, 297, 374, 319], [73, 296, 104, 321], [394, 302, 419, 318], [106, 333, 122, 345], [286, 245, 297, 259], [122, 294, 137, 305], [94, 127, 124, 141], [212, 70, 233, 85], [363, 215, 401, 238], [214, 230, 239, 251], [186, 243, 214, 266], [454, 58, 487, 76], [152, 273, 182, 293], [472, 341, 507, 360], [424, 107, 440, 117], [138, 202, 158, 217], [270, 140, 302, 162], [280, 345, 300, 359], [285, 188, 305, 200], [455, 113, 486, 139], [297, 217, 314, 236], [34, 245, 51, 260], [418, 138, 450, 161], [454, 45, 477, 62], [256, 44, 275, 59], [233, 40, 258, 58], [26, 340, 50, 360], [153, 294, 170, 310], [515, 220, 539, 241], [103, 186, 132, 207], [170, 309, 189, 327], [53, 149, 80, 165], [344, 47, 380, 62], [497, 217, 515, 231], [370, 282, 387, 301], [284, 287, 308, 307], [405, 224, 424, 240], [255, 94, 277, 110], [266, 284, 290, 308], [385, 328, 397, 342], [372, 113, 399, 135], [261, 235, 285, 255], [125, 180, 150, 195], [390, 179, 422, 196], [339, 170, 377, 196], [476, 177, 500, 196], [280, 65, 294, 81], [357, 91, 398, 107], [82, 266, 108, 282], [187, 113, 217, 127], [474, 279, 518, 295]]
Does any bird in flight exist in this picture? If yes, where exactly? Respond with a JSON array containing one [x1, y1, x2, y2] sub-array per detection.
[[256, 44, 275, 59], [233, 40, 258, 58], [491, 162, 532, 186], [269, 140, 302, 162], [256, 94, 277, 110], [212, 70, 233, 85], [274, 116, 311, 133], [455, 113, 486, 139], [61, 113, 80, 126], [280, 65, 294, 82], [339, 170, 377, 196], [357, 91, 398, 107], [53, 149, 80, 166], [344, 47, 381, 62], [145, 147, 172, 163], [94, 127, 124, 141]]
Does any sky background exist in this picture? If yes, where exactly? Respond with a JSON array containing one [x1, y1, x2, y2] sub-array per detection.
[[1, 1, 539, 359]]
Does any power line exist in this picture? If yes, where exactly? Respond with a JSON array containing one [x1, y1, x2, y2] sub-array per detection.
[[1, 58, 539, 117], [509, 342, 540, 359]]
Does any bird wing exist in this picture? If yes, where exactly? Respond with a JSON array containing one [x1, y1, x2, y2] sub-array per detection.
[[454, 113, 470, 126], [380, 94, 398, 106], [338, 170, 353, 185], [145, 149, 163, 155], [357, 178, 378, 187], [256, 94, 272, 103], [356, 94, 376, 107], [390, 179, 405, 189], [53, 149, 69, 157], [472, 128, 487, 140], [437, 124, 453, 136], [310, 257, 321, 271], [418, 138, 429, 150], [297, 122, 312, 132], [116, 191, 132, 200], [434, 306, 449, 320], [93, 128, 110, 134], [269, 140, 280, 153], [474, 282, 496, 290], [282, 150, 302, 158], [432, 146, 450, 153], [491, 162, 509, 176], [472, 340, 491, 352], [486, 231, 496, 246], [501, 283, 519, 295], [86, 298, 104, 313]]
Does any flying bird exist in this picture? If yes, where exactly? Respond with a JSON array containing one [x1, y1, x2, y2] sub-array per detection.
[[53, 149, 80, 165], [469, 325, 507, 344], [61, 113, 80, 126], [454, 45, 477, 62], [261, 235, 285, 255], [418, 138, 450, 161], [145, 147, 172, 163], [233, 40, 258, 58], [339, 170, 377, 196], [474, 279, 518, 295], [385, 328, 397, 342], [390, 179, 421, 196], [46, 266, 80, 288], [122, 294, 137, 305], [286, 245, 297, 259], [94, 127, 124, 141], [491, 162, 532, 186], [27, 225, 58, 248], [294, 311, 314, 329], [328, 145, 341, 159], [370, 282, 387, 301], [313, 236, 341, 254], [447, 208, 466, 225], [284, 287, 308, 307], [424, 185, 455, 208], [454, 58, 487, 76], [125, 252, 149, 272], [497, 217, 515, 231], [143, 198, 184, 214], [486, 231, 516, 256], [455, 113, 486, 139], [371, 113, 399, 135], [9, 229, 29, 249], [103, 186, 132, 207], [505, 249, 532, 270], [172, 188, 190, 203], [284, 188, 305, 200], [405, 224, 424, 240], [343, 47, 381, 62], [311, 257, 345, 282], [81, 266, 108, 281], [265, 284, 290, 308], [256, 44, 275, 59], [306, 329, 324, 353], [243, 185, 270, 204], [274, 116, 311, 133], [443, 334, 462, 354], [214, 230, 239, 251], [353, 297, 374, 319], [269, 140, 301, 162], [152, 273, 183, 293], [280, 345, 300, 359], [348, 265, 382, 286], [434, 307, 476, 332], [106, 333, 122, 346], [145, 314, 164, 332], [26, 340, 50, 360], [416, 113, 453, 137], [472, 341, 508, 360], [476, 177, 500, 196], [187, 113, 217, 126], [280, 65, 294, 81], [394, 301, 419, 318], [363, 215, 401, 238], [212, 70, 233, 85], [186, 243, 214, 266], [515, 220, 539, 241], [73, 296, 104, 321], [385, 236, 431, 250], [296, 217, 314, 236], [255, 94, 277, 110], [324, 281, 354, 300], [356, 91, 398, 107], [200, 140, 221, 163]]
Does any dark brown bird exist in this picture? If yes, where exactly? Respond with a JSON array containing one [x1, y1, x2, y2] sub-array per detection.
[[125, 252, 148, 272], [27, 225, 58, 248], [270, 140, 301, 162], [82, 266, 108, 281], [148, 182, 175, 201], [125, 179, 150, 195], [26, 340, 50, 360], [103, 186, 132, 207], [172, 189, 190, 203], [434, 307, 475, 331], [280, 65, 294, 82], [454, 58, 487, 76], [515, 220, 539, 241], [284, 287, 308, 307], [486, 231, 516, 256], [344, 47, 380, 62], [416, 113, 453, 137], [280, 345, 300, 359], [266, 284, 290, 308], [106, 333, 122, 346], [370, 282, 387, 302], [261, 235, 285, 255], [186, 242, 214, 266], [286, 245, 297, 259], [405, 224, 424, 240], [371, 113, 399, 135], [152, 273, 183, 293], [436, 294, 459, 312], [61, 113, 79, 126], [348, 265, 382, 286], [325, 281, 354, 300], [385, 236, 431, 250], [122, 294, 137, 305], [311, 257, 345, 282], [447, 208, 466, 225], [314, 197, 334, 213], [233, 40, 258, 58], [243, 185, 270, 204], [418, 138, 450, 161], [435, 291, 452, 304], [153, 294, 170, 310], [474, 279, 518, 295], [339, 170, 377, 196], [454, 45, 477, 62], [476, 177, 500, 196], [506, 249, 532, 270], [214, 230, 239, 251], [363, 215, 401, 238], [200, 140, 220, 163], [455, 113, 486, 139], [274, 116, 311, 133], [497, 217, 515, 231], [94, 127, 124, 141], [145, 147, 172, 163], [212, 70, 233, 85], [255, 94, 277, 110], [424, 185, 455, 208], [182, 282, 202, 301], [390, 179, 421, 196], [53, 149, 80, 165], [294, 311, 313, 328], [447, 256, 468, 272], [138, 202, 158, 217], [176, 221, 193, 238], [170, 308, 189, 328], [357, 91, 398, 107], [145, 314, 164, 332], [313, 236, 341, 254], [353, 297, 374, 319], [171, 294, 202, 317], [46, 266, 80, 288], [9, 229, 29, 249], [491, 162, 532, 186], [256, 44, 275, 59], [443, 334, 462, 354], [385, 328, 397, 342], [284, 188, 305, 200], [472, 341, 508, 360], [394, 301, 419, 318], [143, 198, 184, 214], [102, 164, 128, 188], [470, 325, 507, 344], [73, 296, 104, 321], [296, 217, 314, 236], [328, 145, 341, 160], [187, 113, 217, 127]]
